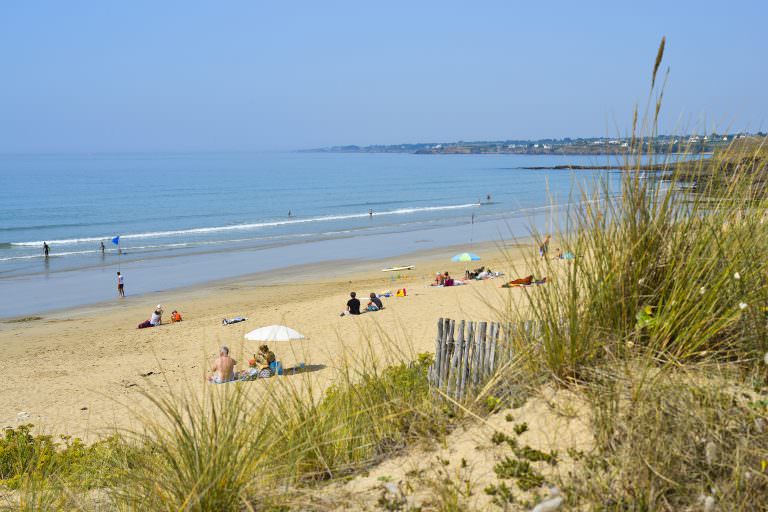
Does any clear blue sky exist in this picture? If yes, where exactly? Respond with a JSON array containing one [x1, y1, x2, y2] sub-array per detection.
[[0, 1, 765, 152]]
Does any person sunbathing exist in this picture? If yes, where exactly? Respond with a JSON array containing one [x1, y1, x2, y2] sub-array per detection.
[[208, 346, 237, 383], [222, 316, 247, 325], [476, 267, 493, 279], [502, 275, 534, 287]]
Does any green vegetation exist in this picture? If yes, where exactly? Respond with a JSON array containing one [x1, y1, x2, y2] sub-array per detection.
[[512, 422, 528, 436], [493, 457, 544, 491], [484, 481, 516, 506], [0, 425, 131, 490]]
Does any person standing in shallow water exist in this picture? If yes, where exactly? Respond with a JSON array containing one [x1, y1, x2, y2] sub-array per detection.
[[43, 242, 49, 258], [117, 272, 125, 297], [100, 241, 105, 255]]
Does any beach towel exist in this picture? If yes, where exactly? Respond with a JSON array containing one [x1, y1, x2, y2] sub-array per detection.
[[222, 316, 247, 325], [211, 373, 237, 384], [501, 275, 534, 288]]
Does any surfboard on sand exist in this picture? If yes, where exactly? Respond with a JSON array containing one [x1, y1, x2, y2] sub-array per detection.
[[382, 265, 415, 272]]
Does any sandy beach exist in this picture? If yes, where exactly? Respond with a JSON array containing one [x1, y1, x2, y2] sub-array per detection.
[[0, 239, 546, 440]]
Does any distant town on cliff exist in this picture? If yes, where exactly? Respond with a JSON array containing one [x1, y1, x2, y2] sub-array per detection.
[[306, 132, 766, 155]]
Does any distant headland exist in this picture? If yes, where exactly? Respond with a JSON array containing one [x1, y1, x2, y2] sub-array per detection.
[[304, 132, 764, 156]]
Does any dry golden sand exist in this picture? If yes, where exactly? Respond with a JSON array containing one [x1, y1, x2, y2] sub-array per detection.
[[0, 240, 553, 440], [317, 389, 593, 510]]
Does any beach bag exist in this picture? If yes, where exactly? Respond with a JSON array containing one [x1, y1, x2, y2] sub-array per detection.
[[396, 288, 406, 297], [269, 361, 283, 376]]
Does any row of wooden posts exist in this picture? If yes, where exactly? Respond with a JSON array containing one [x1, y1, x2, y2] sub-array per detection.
[[427, 317, 544, 402]]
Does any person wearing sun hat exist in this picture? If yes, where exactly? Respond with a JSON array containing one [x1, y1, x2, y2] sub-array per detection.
[[149, 304, 164, 326]]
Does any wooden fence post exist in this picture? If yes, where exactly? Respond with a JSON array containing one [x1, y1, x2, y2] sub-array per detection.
[[475, 321, 487, 384], [432, 318, 444, 385], [459, 321, 472, 400], [441, 319, 455, 392], [488, 322, 498, 375], [448, 320, 465, 399]]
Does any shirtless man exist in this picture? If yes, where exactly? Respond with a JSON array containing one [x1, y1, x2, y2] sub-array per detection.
[[208, 346, 237, 383]]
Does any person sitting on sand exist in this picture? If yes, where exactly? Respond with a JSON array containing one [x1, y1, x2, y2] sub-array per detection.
[[150, 305, 163, 326], [553, 248, 563, 259], [434, 272, 443, 286], [345, 292, 361, 315], [171, 310, 182, 322], [256, 344, 276, 377], [442, 272, 455, 287], [208, 346, 237, 384], [367, 292, 384, 311]]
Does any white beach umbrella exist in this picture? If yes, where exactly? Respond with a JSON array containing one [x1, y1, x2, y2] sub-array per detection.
[[244, 325, 306, 342]]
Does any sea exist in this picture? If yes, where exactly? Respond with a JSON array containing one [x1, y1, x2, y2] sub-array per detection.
[[0, 151, 628, 317]]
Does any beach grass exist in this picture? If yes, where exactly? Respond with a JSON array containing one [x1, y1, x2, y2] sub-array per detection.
[[480, 38, 768, 509], [2, 346, 444, 510]]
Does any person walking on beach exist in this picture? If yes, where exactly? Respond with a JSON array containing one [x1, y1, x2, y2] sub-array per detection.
[[100, 241, 105, 255], [43, 242, 49, 258], [117, 271, 125, 297]]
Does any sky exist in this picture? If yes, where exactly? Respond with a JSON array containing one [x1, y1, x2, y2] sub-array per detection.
[[0, 1, 766, 152]]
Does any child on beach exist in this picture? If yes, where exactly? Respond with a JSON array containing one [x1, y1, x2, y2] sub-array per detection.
[[344, 292, 361, 315], [367, 293, 384, 311], [117, 272, 125, 297]]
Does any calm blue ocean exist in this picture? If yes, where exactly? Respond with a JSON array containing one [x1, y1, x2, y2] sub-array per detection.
[[0, 152, 625, 316]]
